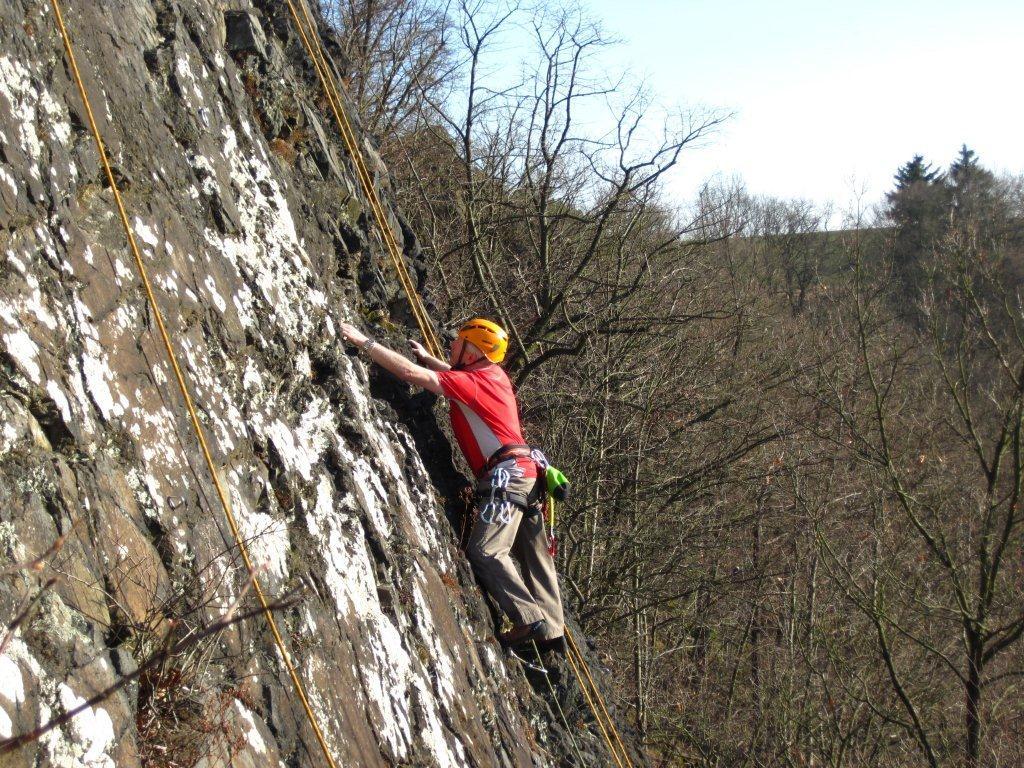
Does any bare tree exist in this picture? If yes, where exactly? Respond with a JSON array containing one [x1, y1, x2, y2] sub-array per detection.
[[402, 1, 727, 381], [322, 0, 454, 144]]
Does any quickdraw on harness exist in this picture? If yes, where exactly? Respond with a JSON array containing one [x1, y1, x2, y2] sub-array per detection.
[[477, 444, 570, 557], [479, 466, 516, 525]]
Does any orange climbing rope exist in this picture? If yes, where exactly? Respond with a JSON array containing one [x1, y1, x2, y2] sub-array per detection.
[[284, 0, 444, 361], [46, 2, 339, 766], [41, 1, 635, 766]]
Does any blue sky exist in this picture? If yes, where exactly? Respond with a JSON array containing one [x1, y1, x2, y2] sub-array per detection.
[[571, 0, 1024, 217]]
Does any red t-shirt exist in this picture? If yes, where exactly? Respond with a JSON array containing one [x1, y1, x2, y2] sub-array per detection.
[[436, 365, 536, 479]]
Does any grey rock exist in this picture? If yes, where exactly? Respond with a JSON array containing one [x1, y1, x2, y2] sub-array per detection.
[[224, 9, 267, 59], [0, 1, 640, 767]]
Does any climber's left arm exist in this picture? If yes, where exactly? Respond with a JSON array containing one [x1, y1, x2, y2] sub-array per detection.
[[340, 323, 442, 395]]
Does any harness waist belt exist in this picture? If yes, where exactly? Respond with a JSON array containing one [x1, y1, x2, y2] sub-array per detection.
[[482, 443, 532, 475], [474, 487, 540, 515]]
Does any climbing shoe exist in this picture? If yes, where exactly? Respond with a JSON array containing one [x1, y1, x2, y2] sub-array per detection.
[[498, 619, 546, 648]]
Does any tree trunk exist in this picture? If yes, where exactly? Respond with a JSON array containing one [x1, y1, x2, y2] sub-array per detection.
[[965, 631, 983, 768]]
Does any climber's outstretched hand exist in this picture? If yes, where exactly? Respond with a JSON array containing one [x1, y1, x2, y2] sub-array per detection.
[[340, 322, 368, 347], [409, 338, 429, 360]]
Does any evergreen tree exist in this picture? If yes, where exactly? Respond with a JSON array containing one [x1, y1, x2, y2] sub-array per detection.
[[890, 154, 943, 192], [948, 144, 1002, 235], [885, 155, 950, 302]]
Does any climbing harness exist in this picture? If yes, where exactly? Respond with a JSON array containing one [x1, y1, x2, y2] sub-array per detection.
[[481, 443, 535, 476], [473, 445, 569, 549], [44, 3, 339, 766], [477, 456, 628, 768], [482, 447, 571, 556]]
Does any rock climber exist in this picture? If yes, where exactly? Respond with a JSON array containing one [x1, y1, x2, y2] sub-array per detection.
[[340, 318, 564, 650]]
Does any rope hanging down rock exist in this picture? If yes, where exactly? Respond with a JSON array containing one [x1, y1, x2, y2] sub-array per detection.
[[563, 633, 624, 768], [281, 8, 641, 766], [285, 0, 445, 360], [45, 2, 340, 766], [566, 627, 635, 768]]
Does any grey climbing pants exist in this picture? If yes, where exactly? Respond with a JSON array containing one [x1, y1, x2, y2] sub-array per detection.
[[465, 472, 564, 639]]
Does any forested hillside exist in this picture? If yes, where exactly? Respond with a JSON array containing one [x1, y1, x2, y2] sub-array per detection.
[[329, 1, 1024, 765]]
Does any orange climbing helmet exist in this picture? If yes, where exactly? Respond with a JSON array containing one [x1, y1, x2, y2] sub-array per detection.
[[457, 318, 508, 363]]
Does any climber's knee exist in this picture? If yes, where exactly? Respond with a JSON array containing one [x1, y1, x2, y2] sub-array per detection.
[[466, 540, 494, 569]]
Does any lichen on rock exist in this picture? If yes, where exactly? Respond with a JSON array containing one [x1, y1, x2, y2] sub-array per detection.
[[0, 1, 587, 766]]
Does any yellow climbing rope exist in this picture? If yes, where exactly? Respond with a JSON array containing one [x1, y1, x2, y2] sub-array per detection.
[[566, 627, 635, 768], [282, 9, 641, 767], [564, 637, 625, 768], [46, 2, 339, 766], [43, 1, 634, 766], [284, 0, 445, 361]]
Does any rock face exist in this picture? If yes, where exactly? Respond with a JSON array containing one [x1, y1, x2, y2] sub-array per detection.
[[0, 2, 641, 767], [2, 1, 647, 768]]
